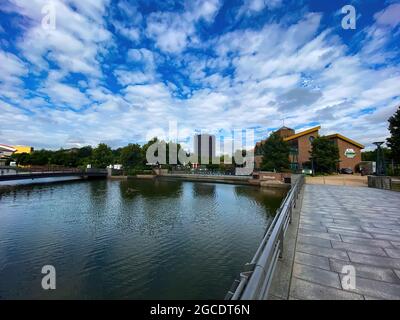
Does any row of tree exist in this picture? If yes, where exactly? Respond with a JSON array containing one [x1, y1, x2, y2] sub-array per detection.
[[11, 140, 158, 171], [10, 137, 241, 173]]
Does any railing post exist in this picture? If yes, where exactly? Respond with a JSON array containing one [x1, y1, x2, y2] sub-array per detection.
[[278, 229, 284, 258]]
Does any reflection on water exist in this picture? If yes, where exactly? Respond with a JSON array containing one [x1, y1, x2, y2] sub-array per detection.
[[0, 179, 286, 299]]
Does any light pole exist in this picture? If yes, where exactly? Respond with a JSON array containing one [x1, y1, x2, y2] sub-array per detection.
[[373, 142, 385, 176], [310, 156, 315, 176]]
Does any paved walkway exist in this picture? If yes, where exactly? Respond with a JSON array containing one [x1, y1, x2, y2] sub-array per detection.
[[287, 184, 400, 300]]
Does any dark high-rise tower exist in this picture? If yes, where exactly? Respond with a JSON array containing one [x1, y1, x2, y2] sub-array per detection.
[[194, 134, 216, 164]]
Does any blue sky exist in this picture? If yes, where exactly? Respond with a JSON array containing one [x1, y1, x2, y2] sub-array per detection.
[[0, 0, 399, 151]]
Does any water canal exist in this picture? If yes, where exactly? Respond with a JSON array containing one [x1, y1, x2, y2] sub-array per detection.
[[0, 179, 286, 299]]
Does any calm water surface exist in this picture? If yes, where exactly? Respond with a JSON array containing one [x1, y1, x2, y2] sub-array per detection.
[[0, 179, 286, 299]]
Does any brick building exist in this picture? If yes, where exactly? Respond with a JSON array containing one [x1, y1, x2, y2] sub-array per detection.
[[254, 126, 364, 172]]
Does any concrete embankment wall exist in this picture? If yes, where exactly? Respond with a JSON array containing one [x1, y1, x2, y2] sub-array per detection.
[[108, 171, 292, 189], [158, 174, 253, 185]]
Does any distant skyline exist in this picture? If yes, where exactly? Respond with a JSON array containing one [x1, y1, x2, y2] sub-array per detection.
[[0, 0, 399, 151]]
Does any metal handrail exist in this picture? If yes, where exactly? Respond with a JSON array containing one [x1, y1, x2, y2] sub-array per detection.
[[0, 166, 108, 176], [226, 174, 305, 300]]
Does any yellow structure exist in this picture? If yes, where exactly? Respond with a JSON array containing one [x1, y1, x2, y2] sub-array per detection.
[[12, 145, 33, 154]]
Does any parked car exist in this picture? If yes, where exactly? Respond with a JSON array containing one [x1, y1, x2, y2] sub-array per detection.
[[302, 168, 313, 175], [340, 168, 353, 174]]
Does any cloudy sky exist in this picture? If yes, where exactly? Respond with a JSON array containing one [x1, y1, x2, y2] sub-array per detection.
[[0, 0, 399, 151]]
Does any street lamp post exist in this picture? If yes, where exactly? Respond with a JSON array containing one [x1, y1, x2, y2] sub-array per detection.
[[311, 156, 315, 176]]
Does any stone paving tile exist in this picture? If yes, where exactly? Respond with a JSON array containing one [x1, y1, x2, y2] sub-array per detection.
[[362, 226, 400, 236], [322, 223, 363, 231], [296, 243, 349, 261], [340, 236, 393, 248], [298, 223, 327, 232], [327, 228, 373, 239], [298, 229, 342, 241], [348, 252, 400, 269], [295, 252, 331, 270], [297, 235, 332, 248], [300, 217, 334, 224], [338, 275, 400, 300], [329, 259, 400, 284], [331, 241, 387, 256], [298, 219, 322, 227], [371, 233, 400, 242], [290, 278, 364, 300], [293, 263, 341, 289], [268, 294, 283, 300], [357, 217, 400, 224], [288, 184, 400, 300], [384, 248, 400, 258], [364, 296, 381, 300], [372, 223, 400, 230]]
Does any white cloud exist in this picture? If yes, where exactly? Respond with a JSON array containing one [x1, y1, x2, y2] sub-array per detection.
[[112, 20, 140, 42], [146, 0, 221, 53], [40, 82, 89, 109], [127, 48, 156, 70], [0, 50, 27, 100], [0, 1, 399, 151], [237, 0, 282, 17], [114, 69, 154, 86], [374, 3, 400, 28], [114, 48, 157, 85], [6, 0, 112, 77], [0, 50, 27, 84]]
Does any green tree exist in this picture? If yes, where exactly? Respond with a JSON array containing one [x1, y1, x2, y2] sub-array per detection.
[[92, 143, 114, 168], [77, 146, 93, 166], [50, 149, 76, 166], [261, 132, 290, 172], [119, 143, 142, 169], [387, 105, 400, 162], [362, 148, 392, 162], [78, 146, 93, 159], [13, 152, 31, 165], [311, 136, 339, 173], [28, 149, 52, 165]]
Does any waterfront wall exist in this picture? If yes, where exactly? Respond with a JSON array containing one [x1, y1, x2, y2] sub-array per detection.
[[159, 173, 252, 185], [108, 170, 293, 188]]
